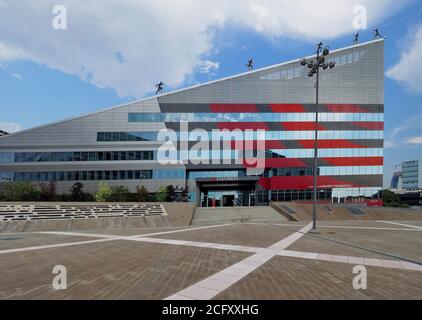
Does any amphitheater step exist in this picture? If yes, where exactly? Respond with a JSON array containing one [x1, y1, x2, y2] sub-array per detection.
[[191, 206, 288, 225]]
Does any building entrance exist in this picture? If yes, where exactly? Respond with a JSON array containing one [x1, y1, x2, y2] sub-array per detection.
[[195, 177, 260, 207]]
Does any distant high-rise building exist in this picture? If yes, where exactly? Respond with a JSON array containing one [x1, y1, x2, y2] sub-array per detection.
[[390, 171, 402, 189], [402, 160, 419, 190]]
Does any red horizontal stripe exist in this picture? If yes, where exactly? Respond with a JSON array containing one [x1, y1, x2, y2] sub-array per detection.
[[217, 123, 269, 131], [270, 104, 305, 112], [228, 140, 284, 150], [210, 104, 258, 112], [322, 157, 384, 166], [259, 176, 363, 190], [281, 122, 326, 131], [352, 122, 384, 130], [326, 104, 367, 113], [243, 158, 307, 169], [298, 139, 364, 149]]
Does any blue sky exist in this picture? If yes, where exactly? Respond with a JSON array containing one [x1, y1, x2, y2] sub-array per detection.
[[0, 0, 421, 188]]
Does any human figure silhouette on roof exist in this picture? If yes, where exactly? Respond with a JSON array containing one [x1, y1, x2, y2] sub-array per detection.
[[353, 33, 359, 44], [155, 82, 164, 95], [374, 28, 384, 39], [246, 59, 253, 71]]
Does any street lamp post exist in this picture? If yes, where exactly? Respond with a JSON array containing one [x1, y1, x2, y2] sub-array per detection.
[[300, 43, 335, 232]]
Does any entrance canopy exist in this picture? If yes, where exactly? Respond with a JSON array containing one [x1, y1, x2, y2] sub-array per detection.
[[195, 176, 259, 207]]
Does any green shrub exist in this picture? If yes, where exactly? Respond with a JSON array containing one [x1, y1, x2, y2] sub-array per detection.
[[109, 185, 130, 202], [95, 182, 112, 202], [0, 182, 40, 201], [136, 185, 149, 202], [155, 185, 167, 202]]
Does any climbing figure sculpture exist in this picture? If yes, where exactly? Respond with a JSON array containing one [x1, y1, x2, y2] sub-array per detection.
[[374, 28, 384, 39], [246, 59, 254, 71], [353, 33, 359, 44], [155, 82, 164, 95]]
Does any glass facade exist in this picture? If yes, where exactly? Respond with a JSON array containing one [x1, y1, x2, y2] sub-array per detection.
[[402, 160, 419, 190], [0, 151, 154, 163], [128, 112, 383, 123], [96, 130, 383, 142], [97, 132, 157, 142], [1, 169, 185, 182]]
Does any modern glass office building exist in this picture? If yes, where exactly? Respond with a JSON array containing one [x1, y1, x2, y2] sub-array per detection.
[[402, 160, 419, 190], [0, 39, 384, 206]]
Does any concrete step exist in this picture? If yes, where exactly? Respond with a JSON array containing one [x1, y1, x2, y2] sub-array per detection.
[[191, 206, 287, 225]]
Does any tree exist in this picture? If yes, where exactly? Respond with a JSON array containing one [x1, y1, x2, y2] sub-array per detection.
[[70, 182, 85, 201], [155, 185, 167, 202], [382, 189, 400, 207], [136, 185, 149, 202], [95, 182, 112, 202], [39, 181, 57, 201], [109, 185, 130, 202], [166, 185, 176, 202], [1, 182, 40, 201]]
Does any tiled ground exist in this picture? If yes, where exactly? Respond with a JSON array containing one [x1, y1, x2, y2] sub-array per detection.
[[0, 221, 421, 300], [0, 240, 251, 299], [287, 228, 422, 261], [77, 226, 199, 236], [0, 233, 102, 251], [153, 224, 303, 247], [214, 256, 422, 300]]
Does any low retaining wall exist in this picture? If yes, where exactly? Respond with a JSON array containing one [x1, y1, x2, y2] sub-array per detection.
[[0, 202, 166, 222], [0, 202, 170, 233], [0, 215, 169, 233]]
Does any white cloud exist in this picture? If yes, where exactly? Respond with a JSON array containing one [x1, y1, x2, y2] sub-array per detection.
[[199, 60, 219, 74], [384, 139, 394, 149], [11, 72, 22, 80], [0, 122, 21, 133], [0, 0, 407, 98], [405, 136, 422, 145], [386, 116, 422, 148], [387, 24, 422, 93]]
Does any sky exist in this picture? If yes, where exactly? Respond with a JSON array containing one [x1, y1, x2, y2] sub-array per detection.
[[0, 0, 421, 188]]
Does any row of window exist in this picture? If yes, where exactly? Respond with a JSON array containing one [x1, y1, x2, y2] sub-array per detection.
[[269, 148, 383, 158], [97, 130, 384, 143], [0, 151, 154, 163], [174, 130, 383, 140], [271, 166, 382, 177], [0, 148, 384, 165], [97, 132, 156, 142], [128, 112, 384, 123], [269, 187, 380, 201], [0, 169, 185, 182], [158, 148, 384, 162]]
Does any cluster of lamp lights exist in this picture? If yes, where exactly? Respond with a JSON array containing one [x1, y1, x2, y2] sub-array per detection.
[[300, 44, 335, 78]]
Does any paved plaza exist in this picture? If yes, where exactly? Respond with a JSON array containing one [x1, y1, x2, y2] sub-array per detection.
[[0, 220, 422, 300]]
